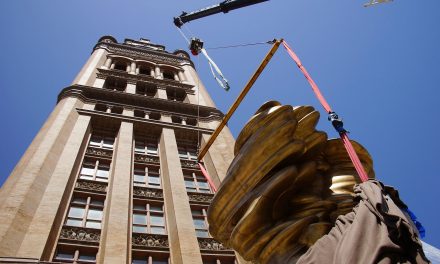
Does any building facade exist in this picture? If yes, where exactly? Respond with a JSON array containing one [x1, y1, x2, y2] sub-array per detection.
[[0, 36, 237, 264]]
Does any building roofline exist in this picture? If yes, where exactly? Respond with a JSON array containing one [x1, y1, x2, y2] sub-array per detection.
[[93, 36, 195, 68]]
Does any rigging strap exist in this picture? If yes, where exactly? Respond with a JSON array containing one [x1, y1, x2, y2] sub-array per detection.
[[201, 48, 230, 91], [199, 162, 218, 192], [281, 40, 369, 183]]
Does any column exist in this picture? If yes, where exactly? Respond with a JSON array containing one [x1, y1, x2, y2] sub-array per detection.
[[159, 128, 203, 264], [178, 71, 186, 82], [155, 66, 163, 79], [93, 78, 106, 88], [186, 93, 198, 105], [130, 62, 136, 74], [72, 48, 108, 86], [16, 113, 92, 258], [181, 117, 187, 125], [99, 121, 133, 263], [157, 87, 167, 100], [0, 97, 83, 257], [174, 72, 180, 82], [123, 108, 134, 117], [103, 58, 112, 69], [161, 113, 171, 123], [150, 68, 155, 77], [200, 120, 235, 186], [144, 112, 150, 119], [126, 81, 136, 94]]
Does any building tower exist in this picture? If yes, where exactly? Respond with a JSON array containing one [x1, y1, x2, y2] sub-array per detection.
[[0, 36, 237, 264]]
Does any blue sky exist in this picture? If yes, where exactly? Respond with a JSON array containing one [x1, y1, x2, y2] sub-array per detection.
[[1, 0, 439, 248]]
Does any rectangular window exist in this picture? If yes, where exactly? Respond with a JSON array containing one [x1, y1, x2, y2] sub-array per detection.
[[183, 171, 211, 193], [177, 146, 197, 160], [79, 159, 110, 182], [132, 255, 170, 264], [134, 139, 158, 156], [65, 196, 104, 229], [89, 135, 114, 149], [132, 203, 166, 235], [192, 206, 209, 238], [202, 256, 237, 264], [133, 165, 161, 188], [54, 247, 97, 263]]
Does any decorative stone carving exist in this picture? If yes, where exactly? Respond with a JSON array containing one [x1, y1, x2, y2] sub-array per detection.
[[199, 114, 223, 122], [85, 147, 113, 158], [188, 193, 214, 204], [60, 226, 101, 243], [105, 44, 188, 66], [198, 237, 232, 252], [133, 187, 163, 199], [132, 233, 169, 248], [180, 159, 199, 169], [76, 180, 107, 193], [134, 154, 160, 164]]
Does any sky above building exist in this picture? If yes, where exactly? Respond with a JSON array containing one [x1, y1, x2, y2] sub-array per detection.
[[1, 0, 439, 248]]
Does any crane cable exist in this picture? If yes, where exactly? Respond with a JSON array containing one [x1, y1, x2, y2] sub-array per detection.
[[206, 40, 274, 50], [177, 26, 231, 91], [176, 30, 370, 185], [176, 25, 219, 192]]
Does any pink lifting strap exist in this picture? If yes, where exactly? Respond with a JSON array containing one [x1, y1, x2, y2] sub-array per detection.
[[282, 40, 369, 182], [199, 163, 218, 192]]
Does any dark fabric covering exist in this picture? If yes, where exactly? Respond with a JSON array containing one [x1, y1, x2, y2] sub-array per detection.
[[297, 180, 430, 264]]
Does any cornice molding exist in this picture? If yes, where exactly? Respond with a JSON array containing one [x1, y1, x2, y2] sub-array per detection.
[[58, 85, 224, 121], [94, 41, 194, 68], [76, 108, 216, 134]]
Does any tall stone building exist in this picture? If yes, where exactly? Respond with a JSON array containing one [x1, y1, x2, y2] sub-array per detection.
[[0, 36, 237, 264]]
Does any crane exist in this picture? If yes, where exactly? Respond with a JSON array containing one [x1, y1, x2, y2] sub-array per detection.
[[364, 0, 393, 7], [173, 0, 269, 28]]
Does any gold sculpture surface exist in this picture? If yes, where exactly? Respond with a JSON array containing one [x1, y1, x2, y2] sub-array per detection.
[[207, 101, 374, 263]]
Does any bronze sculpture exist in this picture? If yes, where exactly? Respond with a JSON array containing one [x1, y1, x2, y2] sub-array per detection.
[[207, 101, 375, 263]]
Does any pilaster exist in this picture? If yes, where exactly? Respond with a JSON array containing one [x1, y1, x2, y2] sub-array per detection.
[[99, 121, 133, 264], [72, 48, 108, 86], [160, 128, 203, 264], [126, 81, 136, 94], [200, 120, 235, 185], [93, 77, 106, 88], [16, 113, 92, 258], [0, 97, 83, 256], [157, 87, 167, 100]]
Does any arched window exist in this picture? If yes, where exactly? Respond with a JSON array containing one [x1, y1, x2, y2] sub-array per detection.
[[103, 77, 127, 92], [163, 71, 175, 80], [113, 60, 127, 71], [136, 82, 157, 97]]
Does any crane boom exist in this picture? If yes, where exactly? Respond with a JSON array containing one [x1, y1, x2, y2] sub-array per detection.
[[173, 0, 269, 27]]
